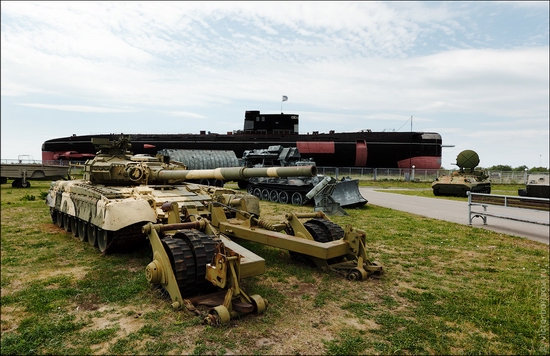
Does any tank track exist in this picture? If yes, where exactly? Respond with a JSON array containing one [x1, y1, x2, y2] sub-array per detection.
[[105, 224, 149, 253], [50, 208, 148, 254]]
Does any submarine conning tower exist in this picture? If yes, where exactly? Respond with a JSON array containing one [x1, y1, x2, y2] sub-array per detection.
[[243, 110, 299, 135]]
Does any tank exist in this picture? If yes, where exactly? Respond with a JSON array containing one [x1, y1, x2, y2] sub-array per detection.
[[432, 150, 491, 197], [518, 174, 550, 198], [45, 136, 384, 325], [239, 145, 367, 207], [45, 136, 317, 253]]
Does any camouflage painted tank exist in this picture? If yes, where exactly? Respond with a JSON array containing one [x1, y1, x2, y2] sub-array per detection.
[[45, 136, 316, 253], [432, 150, 491, 197]]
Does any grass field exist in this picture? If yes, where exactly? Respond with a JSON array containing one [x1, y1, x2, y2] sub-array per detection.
[[1, 180, 549, 355]]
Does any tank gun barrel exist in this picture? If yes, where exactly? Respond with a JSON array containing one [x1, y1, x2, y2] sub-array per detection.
[[156, 165, 317, 181]]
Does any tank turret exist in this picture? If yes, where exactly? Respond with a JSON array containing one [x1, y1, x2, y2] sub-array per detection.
[[46, 136, 316, 253], [432, 149, 491, 197]]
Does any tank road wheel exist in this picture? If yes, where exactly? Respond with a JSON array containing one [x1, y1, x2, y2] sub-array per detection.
[[63, 214, 71, 232], [291, 192, 304, 206], [269, 190, 279, 203], [87, 224, 98, 247], [433, 188, 440, 196], [97, 229, 111, 253], [250, 294, 267, 314], [56, 211, 64, 228], [253, 188, 262, 198], [77, 220, 88, 242], [50, 208, 57, 224], [278, 191, 289, 204], [261, 189, 270, 201], [246, 184, 254, 194], [70, 217, 79, 238]]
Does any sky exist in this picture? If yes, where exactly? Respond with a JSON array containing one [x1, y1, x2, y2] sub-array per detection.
[[1, 1, 549, 169]]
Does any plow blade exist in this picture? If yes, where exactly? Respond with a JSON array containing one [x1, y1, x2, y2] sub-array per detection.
[[330, 179, 368, 208]]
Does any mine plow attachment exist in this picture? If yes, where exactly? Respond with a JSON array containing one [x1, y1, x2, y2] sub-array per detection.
[[143, 219, 265, 325], [306, 177, 368, 215], [306, 176, 347, 216], [330, 178, 368, 208], [205, 203, 383, 281]]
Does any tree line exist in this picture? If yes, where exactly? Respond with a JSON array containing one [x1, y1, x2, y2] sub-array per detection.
[[482, 165, 548, 172]]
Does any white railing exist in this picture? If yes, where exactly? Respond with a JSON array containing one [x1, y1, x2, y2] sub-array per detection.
[[467, 192, 550, 226]]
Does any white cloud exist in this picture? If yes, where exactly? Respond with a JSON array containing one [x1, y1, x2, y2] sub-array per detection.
[[16, 103, 137, 113], [1, 1, 548, 168]]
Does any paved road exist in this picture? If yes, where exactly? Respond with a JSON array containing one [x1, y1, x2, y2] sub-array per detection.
[[359, 187, 549, 245]]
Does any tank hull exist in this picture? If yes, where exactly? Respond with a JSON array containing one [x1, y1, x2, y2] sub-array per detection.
[[431, 182, 491, 197], [519, 174, 550, 198]]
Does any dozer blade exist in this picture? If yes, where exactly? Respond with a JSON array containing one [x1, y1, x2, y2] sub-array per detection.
[[330, 179, 367, 208]]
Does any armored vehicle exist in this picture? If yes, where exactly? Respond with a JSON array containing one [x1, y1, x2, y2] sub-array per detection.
[[46, 136, 316, 254], [432, 150, 491, 197], [239, 145, 367, 207], [46, 136, 383, 325], [518, 174, 550, 198]]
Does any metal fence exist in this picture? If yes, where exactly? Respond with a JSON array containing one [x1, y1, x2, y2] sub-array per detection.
[[316, 167, 550, 184], [2, 157, 547, 185], [0, 158, 69, 166]]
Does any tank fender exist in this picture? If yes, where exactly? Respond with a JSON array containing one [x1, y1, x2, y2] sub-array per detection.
[[95, 198, 156, 231], [60, 191, 76, 217], [70, 194, 98, 224]]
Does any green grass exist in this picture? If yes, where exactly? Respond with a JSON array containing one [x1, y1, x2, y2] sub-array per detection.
[[1, 180, 549, 355]]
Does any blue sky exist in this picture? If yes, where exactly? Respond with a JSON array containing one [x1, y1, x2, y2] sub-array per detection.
[[1, 1, 548, 168]]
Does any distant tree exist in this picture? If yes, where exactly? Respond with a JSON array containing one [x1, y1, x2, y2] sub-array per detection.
[[529, 166, 550, 172], [487, 165, 512, 171], [513, 165, 529, 171]]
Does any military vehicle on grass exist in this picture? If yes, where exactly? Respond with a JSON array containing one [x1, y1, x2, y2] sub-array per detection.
[[432, 150, 491, 197], [238, 145, 367, 208], [518, 174, 550, 198], [45, 136, 383, 325]]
